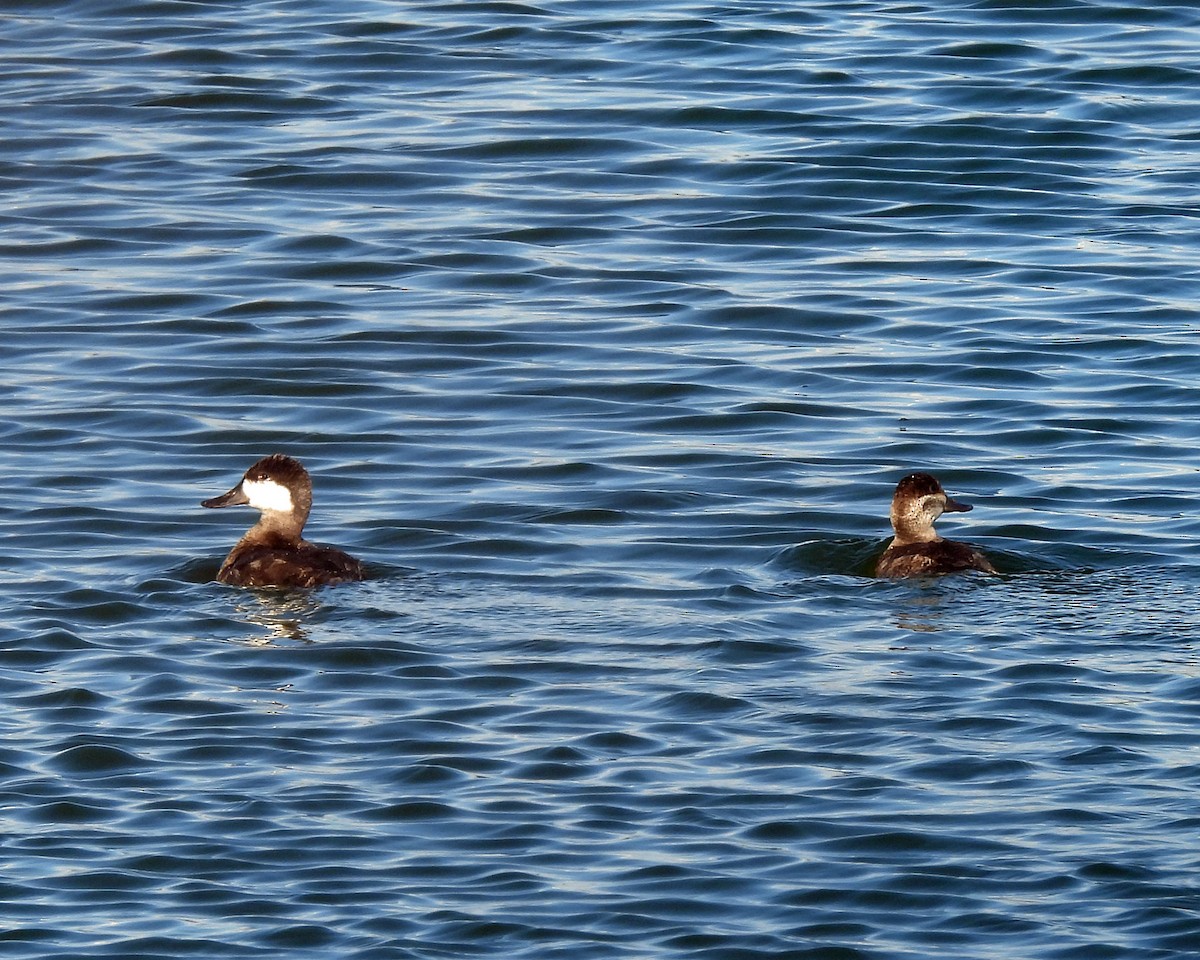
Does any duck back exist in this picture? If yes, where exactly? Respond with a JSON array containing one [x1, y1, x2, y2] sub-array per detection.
[[875, 539, 995, 578], [217, 538, 364, 588]]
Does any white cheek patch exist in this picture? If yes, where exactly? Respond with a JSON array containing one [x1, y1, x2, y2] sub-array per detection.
[[243, 477, 294, 513]]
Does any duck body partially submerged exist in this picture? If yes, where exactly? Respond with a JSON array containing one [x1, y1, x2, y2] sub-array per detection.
[[875, 472, 995, 578]]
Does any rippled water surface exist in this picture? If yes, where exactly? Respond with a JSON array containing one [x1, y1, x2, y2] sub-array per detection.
[[5, 1, 1200, 957]]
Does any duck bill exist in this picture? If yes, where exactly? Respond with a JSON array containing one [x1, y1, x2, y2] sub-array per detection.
[[943, 497, 972, 513], [202, 483, 250, 509]]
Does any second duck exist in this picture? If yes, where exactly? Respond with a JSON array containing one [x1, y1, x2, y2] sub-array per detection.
[[875, 472, 996, 578]]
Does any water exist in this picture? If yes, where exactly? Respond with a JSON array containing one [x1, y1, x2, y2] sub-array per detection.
[[4, 1, 1200, 956]]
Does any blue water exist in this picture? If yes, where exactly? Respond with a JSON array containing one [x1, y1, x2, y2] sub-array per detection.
[[4, 1, 1200, 957]]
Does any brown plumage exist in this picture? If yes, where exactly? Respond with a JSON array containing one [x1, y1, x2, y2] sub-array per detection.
[[874, 472, 995, 578], [202, 453, 364, 588]]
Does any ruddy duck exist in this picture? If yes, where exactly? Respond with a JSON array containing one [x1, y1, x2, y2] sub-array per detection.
[[202, 453, 364, 588], [875, 472, 996, 578]]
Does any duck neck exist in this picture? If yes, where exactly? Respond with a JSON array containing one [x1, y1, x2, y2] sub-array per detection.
[[891, 517, 940, 546], [246, 509, 306, 545]]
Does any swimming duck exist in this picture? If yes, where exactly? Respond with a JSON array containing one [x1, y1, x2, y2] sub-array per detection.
[[875, 472, 996, 578], [202, 453, 364, 588]]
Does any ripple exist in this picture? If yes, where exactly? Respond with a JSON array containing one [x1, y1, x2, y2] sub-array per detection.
[[48, 743, 152, 776]]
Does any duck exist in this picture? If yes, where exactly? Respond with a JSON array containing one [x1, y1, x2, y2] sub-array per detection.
[[874, 472, 996, 578], [202, 453, 364, 588]]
